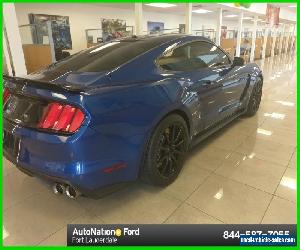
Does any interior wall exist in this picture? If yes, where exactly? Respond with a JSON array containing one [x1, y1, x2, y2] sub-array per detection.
[[16, 3, 283, 55], [15, 4, 135, 54], [223, 20, 265, 31], [15, 3, 218, 54], [221, 3, 296, 22]]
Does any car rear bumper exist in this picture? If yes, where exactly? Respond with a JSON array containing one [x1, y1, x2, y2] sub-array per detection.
[[3, 119, 143, 197], [4, 153, 130, 198]]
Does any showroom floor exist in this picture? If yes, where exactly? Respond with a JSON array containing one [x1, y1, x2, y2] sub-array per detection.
[[3, 52, 296, 246]]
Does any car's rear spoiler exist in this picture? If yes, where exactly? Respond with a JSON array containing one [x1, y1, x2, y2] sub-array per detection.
[[3, 75, 85, 94]]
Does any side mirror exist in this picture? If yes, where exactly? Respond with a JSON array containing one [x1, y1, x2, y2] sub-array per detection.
[[232, 57, 245, 67]]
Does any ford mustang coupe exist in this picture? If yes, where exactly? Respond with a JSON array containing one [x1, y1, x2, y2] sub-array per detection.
[[3, 34, 263, 198]]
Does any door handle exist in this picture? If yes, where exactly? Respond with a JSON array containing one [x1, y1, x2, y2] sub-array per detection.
[[218, 65, 228, 69], [202, 80, 214, 87], [188, 80, 218, 92]]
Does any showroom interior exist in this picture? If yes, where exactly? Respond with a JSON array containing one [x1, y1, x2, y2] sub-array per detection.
[[3, 2, 297, 246]]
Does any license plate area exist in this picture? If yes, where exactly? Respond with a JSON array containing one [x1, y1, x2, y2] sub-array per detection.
[[3, 130, 20, 157]]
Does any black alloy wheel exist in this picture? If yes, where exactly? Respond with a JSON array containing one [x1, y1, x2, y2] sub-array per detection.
[[141, 114, 189, 186], [245, 79, 263, 116], [156, 123, 186, 178]]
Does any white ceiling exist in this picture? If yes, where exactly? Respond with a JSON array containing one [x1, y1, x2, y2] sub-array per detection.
[[88, 3, 296, 23]]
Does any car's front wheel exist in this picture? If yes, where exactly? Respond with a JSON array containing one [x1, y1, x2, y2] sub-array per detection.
[[141, 114, 189, 186], [245, 78, 263, 116]]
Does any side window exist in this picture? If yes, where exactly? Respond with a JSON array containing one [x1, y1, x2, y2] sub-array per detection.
[[191, 42, 231, 67], [157, 41, 230, 71], [156, 44, 195, 71]]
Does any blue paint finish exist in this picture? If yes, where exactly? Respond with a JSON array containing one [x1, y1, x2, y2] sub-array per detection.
[[3, 35, 263, 196]]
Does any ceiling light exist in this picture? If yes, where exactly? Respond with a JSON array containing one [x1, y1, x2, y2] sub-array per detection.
[[192, 9, 213, 14], [224, 14, 238, 18], [288, 5, 296, 8], [145, 3, 177, 8]]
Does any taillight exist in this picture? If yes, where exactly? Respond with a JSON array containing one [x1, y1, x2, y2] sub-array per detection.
[[3, 88, 10, 105], [38, 102, 85, 133]]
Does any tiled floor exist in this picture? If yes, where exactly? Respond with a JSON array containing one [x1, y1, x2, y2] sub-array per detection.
[[3, 53, 296, 246]]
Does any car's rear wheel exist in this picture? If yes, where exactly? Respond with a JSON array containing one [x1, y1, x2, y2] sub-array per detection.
[[141, 114, 189, 186], [245, 78, 263, 116]]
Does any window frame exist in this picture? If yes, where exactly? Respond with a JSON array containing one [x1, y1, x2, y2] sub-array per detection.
[[155, 39, 233, 73]]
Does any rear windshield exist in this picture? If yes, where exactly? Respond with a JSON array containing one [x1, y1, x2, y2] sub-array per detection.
[[45, 37, 178, 73]]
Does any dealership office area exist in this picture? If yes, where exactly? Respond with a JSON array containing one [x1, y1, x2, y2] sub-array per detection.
[[3, 3, 297, 246]]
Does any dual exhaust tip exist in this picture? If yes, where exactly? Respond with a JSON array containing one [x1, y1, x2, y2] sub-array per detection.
[[52, 183, 79, 199]]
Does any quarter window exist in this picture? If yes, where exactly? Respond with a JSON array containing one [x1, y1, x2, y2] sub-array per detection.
[[157, 41, 230, 71]]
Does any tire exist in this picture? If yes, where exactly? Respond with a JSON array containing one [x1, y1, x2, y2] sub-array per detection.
[[141, 114, 189, 186], [244, 78, 263, 117]]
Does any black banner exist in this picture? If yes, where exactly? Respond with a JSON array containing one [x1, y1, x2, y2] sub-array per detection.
[[67, 224, 296, 246]]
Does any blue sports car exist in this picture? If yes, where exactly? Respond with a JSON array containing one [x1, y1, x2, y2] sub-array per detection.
[[3, 34, 263, 198]]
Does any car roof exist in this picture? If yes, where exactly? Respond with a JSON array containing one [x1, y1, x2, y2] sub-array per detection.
[[115, 34, 211, 44], [118, 34, 184, 41]]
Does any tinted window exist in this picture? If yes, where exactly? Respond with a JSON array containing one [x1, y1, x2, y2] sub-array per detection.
[[44, 36, 179, 73], [157, 41, 230, 71]]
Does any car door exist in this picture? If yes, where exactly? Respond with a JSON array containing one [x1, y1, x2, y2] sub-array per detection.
[[185, 41, 249, 129], [157, 40, 248, 133], [157, 41, 225, 133]]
